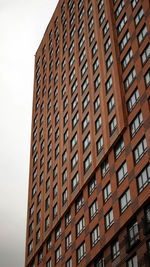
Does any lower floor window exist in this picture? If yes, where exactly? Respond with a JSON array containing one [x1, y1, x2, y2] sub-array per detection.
[[77, 242, 86, 264], [127, 254, 138, 267]]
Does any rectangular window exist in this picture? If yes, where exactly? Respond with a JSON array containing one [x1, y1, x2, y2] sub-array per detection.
[[53, 183, 57, 199], [62, 168, 67, 185], [106, 75, 112, 94], [103, 21, 109, 37], [81, 60, 88, 78], [46, 258, 51, 267], [55, 246, 61, 264], [79, 48, 86, 65], [93, 58, 99, 74], [71, 132, 78, 151], [78, 21, 84, 37], [75, 193, 84, 213], [89, 31, 95, 45], [115, 0, 124, 19], [132, 0, 139, 9], [71, 79, 78, 96], [117, 161, 128, 185], [89, 199, 98, 220], [72, 111, 79, 129], [124, 68, 136, 92], [119, 188, 131, 213], [88, 17, 94, 31], [69, 41, 74, 56], [97, 135, 103, 155], [76, 216, 85, 237], [98, 0, 104, 12], [127, 254, 138, 267], [127, 222, 140, 249], [53, 203, 57, 219], [145, 69, 150, 88], [138, 24, 147, 45], [91, 225, 100, 247], [103, 182, 111, 203], [111, 239, 120, 260], [105, 36, 111, 53], [69, 54, 75, 69], [117, 14, 127, 35], [130, 111, 143, 138], [137, 164, 150, 193], [70, 25, 76, 40], [84, 152, 92, 174], [78, 34, 85, 50], [134, 7, 144, 27], [127, 87, 139, 113], [65, 210, 71, 227], [88, 175, 96, 196], [71, 152, 78, 171], [121, 48, 133, 71], [107, 95, 115, 113], [110, 116, 117, 135], [94, 96, 100, 113], [95, 115, 102, 133], [82, 113, 90, 132], [134, 135, 147, 164], [82, 93, 90, 111], [36, 229, 40, 243], [69, 67, 75, 84], [77, 242, 86, 264], [62, 189, 67, 205], [82, 76, 89, 94], [119, 30, 130, 52], [78, 7, 84, 22], [55, 224, 61, 241], [101, 157, 109, 177], [62, 150, 67, 165], [99, 11, 105, 26], [64, 129, 68, 144], [72, 172, 79, 192], [87, 4, 92, 17], [94, 75, 101, 91], [105, 209, 114, 230], [66, 232, 71, 251], [83, 132, 91, 152], [92, 42, 98, 57], [141, 44, 150, 65]]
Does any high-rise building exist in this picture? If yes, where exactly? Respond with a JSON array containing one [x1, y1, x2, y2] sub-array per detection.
[[25, 0, 150, 266]]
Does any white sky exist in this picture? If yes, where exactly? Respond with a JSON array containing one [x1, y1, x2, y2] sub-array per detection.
[[0, 1, 59, 266]]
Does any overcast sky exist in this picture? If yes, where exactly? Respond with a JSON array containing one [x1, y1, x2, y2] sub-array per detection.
[[0, 1, 59, 266]]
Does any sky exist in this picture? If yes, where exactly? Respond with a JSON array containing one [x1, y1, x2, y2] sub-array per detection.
[[0, 0, 59, 266]]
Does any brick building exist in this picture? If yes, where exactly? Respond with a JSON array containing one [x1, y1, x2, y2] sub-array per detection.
[[25, 0, 150, 266]]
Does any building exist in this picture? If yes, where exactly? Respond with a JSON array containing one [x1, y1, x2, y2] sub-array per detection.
[[25, 0, 150, 266]]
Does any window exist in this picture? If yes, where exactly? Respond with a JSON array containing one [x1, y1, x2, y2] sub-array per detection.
[[30, 203, 34, 218], [78, 0, 83, 10], [37, 192, 41, 206], [127, 222, 140, 249], [29, 221, 34, 237], [36, 229, 40, 244], [91, 225, 100, 247], [133, 136, 147, 164], [93, 58, 99, 74], [117, 161, 128, 185], [66, 232, 71, 250], [65, 210, 71, 227], [132, 0, 138, 9], [127, 87, 139, 113], [119, 188, 131, 213], [89, 31, 95, 45], [82, 113, 90, 132], [145, 69, 150, 88], [88, 175, 96, 196], [105, 209, 114, 230], [32, 184, 37, 198], [77, 242, 86, 264], [83, 132, 91, 152], [122, 48, 133, 71], [103, 182, 111, 203], [101, 157, 109, 178], [130, 111, 143, 138], [81, 60, 88, 78], [108, 95, 115, 113], [105, 37, 111, 53], [71, 152, 78, 171], [53, 203, 57, 219], [69, 54, 75, 69], [84, 153, 92, 173], [64, 112, 68, 127], [55, 128, 59, 142], [62, 150, 67, 165], [135, 7, 144, 27], [38, 249, 43, 265], [94, 75, 101, 91], [69, 2, 75, 16], [82, 76, 89, 94], [82, 93, 90, 111], [97, 135, 103, 155], [99, 11, 105, 26], [137, 164, 150, 193], [106, 75, 112, 94], [70, 25, 76, 40], [92, 42, 98, 57], [117, 14, 127, 35], [79, 48, 86, 65], [46, 258, 51, 267], [115, 0, 124, 19], [53, 184, 57, 199], [138, 24, 147, 45], [89, 199, 98, 220], [75, 193, 84, 213], [47, 158, 51, 172], [40, 172, 44, 185], [62, 168, 67, 185], [45, 196, 50, 211], [72, 112, 79, 129], [95, 256, 104, 267], [71, 132, 77, 151], [88, 17, 94, 31], [69, 67, 75, 84], [72, 94, 78, 111], [106, 53, 113, 71], [62, 71, 66, 84], [78, 7, 84, 22], [98, 0, 104, 12], [55, 246, 61, 264], [78, 34, 85, 50], [72, 172, 79, 192], [78, 21, 84, 37], [37, 210, 41, 225], [95, 115, 102, 133], [94, 96, 100, 113], [76, 216, 85, 237], [141, 44, 150, 65], [46, 236, 51, 252], [53, 165, 58, 180], [55, 145, 59, 159], [55, 112, 59, 126], [62, 189, 67, 205], [110, 116, 117, 135], [87, 4, 92, 17], [120, 30, 130, 52], [66, 257, 72, 267], [69, 41, 74, 56], [71, 79, 78, 96], [111, 239, 120, 260], [55, 224, 61, 241], [45, 215, 50, 231], [103, 21, 109, 37], [28, 240, 33, 256], [127, 254, 138, 267]]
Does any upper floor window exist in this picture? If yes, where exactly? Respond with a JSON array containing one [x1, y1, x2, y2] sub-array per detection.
[[71, 152, 78, 171], [130, 111, 143, 138], [91, 225, 100, 247], [119, 30, 130, 52], [106, 75, 112, 94], [127, 87, 139, 113], [117, 14, 127, 35], [82, 113, 90, 132], [131, 0, 139, 9], [103, 182, 111, 203], [114, 136, 124, 159], [109, 116, 117, 135], [103, 21, 109, 37], [137, 164, 150, 193], [141, 44, 150, 66], [88, 175, 96, 196], [89, 199, 98, 220], [99, 11, 105, 26], [76, 216, 85, 237], [101, 157, 109, 177], [124, 68, 136, 92], [133, 136, 147, 164], [121, 48, 133, 71], [55, 245, 61, 264], [72, 111, 79, 129], [72, 172, 79, 192], [77, 242, 86, 264], [138, 24, 147, 46], [111, 240, 120, 260], [95, 115, 102, 133], [119, 188, 131, 213], [105, 208, 114, 230], [88, 17, 94, 31], [115, 0, 124, 19], [84, 152, 92, 174], [117, 161, 128, 185], [83, 132, 91, 152], [134, 7, 144, 27], [75, 193, 84, 213]]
